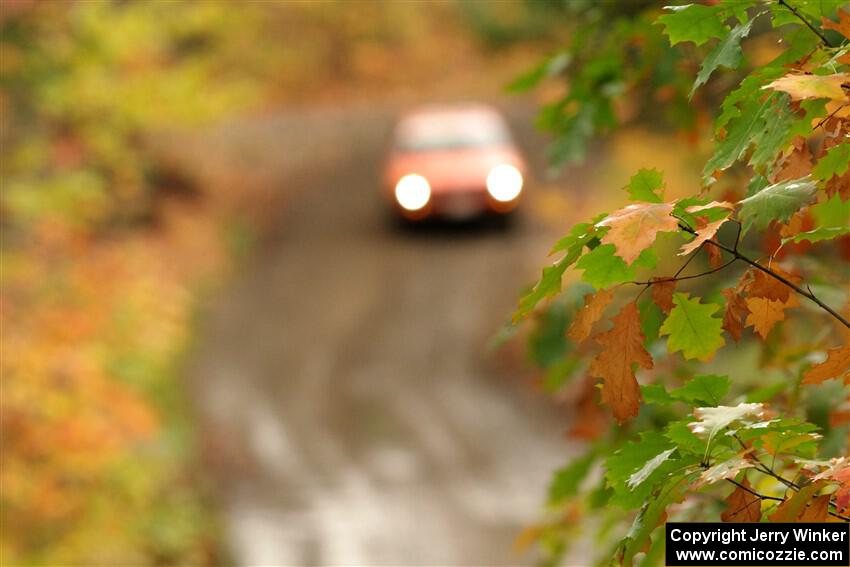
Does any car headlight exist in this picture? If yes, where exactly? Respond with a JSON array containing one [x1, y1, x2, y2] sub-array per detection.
[[486, 164, 523, 202], [395, 174, 431, 211]]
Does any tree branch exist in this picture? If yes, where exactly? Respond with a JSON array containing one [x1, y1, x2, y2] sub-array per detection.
[[677, 223, 850, 329], [722, 477, 850, 522], [777, 0, 832, 47]]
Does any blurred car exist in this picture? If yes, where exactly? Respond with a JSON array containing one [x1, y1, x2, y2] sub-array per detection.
[[383, 103, 526, 222]]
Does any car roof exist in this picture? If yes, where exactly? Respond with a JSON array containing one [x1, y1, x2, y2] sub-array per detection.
[[399, 102, 503, 123], [395, 103, 508, 139]]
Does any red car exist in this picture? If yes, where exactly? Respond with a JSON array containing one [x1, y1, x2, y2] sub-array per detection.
[[383, 103, 526, 222]]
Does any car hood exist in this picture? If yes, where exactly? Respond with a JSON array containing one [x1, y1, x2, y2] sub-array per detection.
[[385, 147, 523, 192]]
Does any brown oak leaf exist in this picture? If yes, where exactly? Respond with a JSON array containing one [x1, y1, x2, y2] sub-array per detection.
[[651, 278, 676, 314], [568, 375, 609, 441], [588, 302, 651, 423], [822, 9, 850, 41], [722, 288, 749, 342], [596, 203, 679, 264], [802, 344, 850, 385], [746, 267, 800, 303], [568, 289, 614, 343], [706, 243, 724, 268], [720, 479, 761, 522]]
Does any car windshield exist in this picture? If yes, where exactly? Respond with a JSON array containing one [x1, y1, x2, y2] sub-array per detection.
[[394, 112, 510, 152]]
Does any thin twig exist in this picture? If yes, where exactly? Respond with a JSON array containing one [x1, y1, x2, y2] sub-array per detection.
[[777, 0, 832, 47], [677, 223, 850, 329], [723, 478, 850, 522], [814, 104, 846, 130], [629, 257, 737, 287]]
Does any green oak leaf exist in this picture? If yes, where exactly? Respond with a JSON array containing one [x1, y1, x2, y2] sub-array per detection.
[[691, 16, 757, 98], [704, 93, 781, 184], [606, 431, 680, 508], [748, 94, 794, 175], [813, 143, 850, 181], [669, 374, 730, 406], [549, 452, 595, 505], [627, 448, 676, 489], [781, 226, 850, 246], [625, 168, 665, 203], [658, 4, 727, 47], [549, 214, 606, 254], [737, 175, 818, 233], [659, 293, 725, 361], [665, 420, 705, 455], [515, 222, 604, 321], [575, 243, 633, 289], [514, 254, 574, 322], [617, 475, 690, 567], [641, 384, 673, 405], [811, 193, 850, 228]]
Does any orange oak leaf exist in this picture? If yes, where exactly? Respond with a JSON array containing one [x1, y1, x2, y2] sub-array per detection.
[[568, 289, 614, 343], [763, 73, 850, 102], [776, 142, 812, 183], [722, 288, 749, 342], [779, 210, 807, 238], [596, 203, 679, 264], [651, 278, 676, 314], [812, 458, 850, 513], [797, 495, 831, 522], [768, 483, 822, 522], [588, 302, 651, 423], [745, 297, 787, 339], [822, 9, 850, 41], [721, 479, 761, 522], [802, 344, 850, 385], [679, 217, 729, 256]]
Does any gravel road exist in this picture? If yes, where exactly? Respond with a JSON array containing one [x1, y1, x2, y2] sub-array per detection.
[[187, 102, 585, 566]]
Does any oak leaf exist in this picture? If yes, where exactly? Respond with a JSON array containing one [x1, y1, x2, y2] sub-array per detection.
[[768, 483, 822, 522], [797, 495, 831, 522], [802, 344, 850, 385], [651, 279, 676, 314], [660, 293, 725, 361], [706, 244, 723, 268], [763, 73, 850, 102], [722, 288, 748, 342], [745, 297, 787, 339], [568, 289, 614, 343], [746, 267, 800, 303], [720, 478, 761, 522], [812, 458, 850, 513], [679, 217, 729, 256], [589, 302, 652, 423], [596, 203, 679, 264], [568, 375, 609, 440], [684, 201, 734, 214], [822, 9, 850, 41]]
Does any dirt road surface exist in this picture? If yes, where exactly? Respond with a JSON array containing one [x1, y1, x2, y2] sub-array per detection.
[[187, 102, 586, 566]]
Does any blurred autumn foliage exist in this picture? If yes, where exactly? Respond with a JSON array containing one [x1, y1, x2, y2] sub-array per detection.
[[0, 1, 563, 563]]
